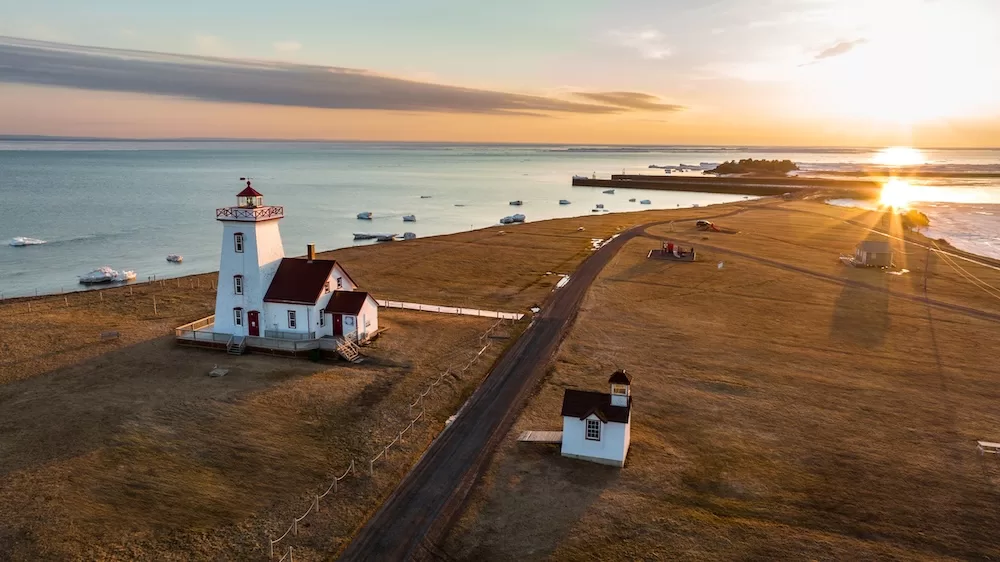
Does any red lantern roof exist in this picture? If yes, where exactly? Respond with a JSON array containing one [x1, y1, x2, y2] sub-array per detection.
[[237, 185, 263, 197]]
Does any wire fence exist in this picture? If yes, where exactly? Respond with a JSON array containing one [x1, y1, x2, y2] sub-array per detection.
[[376, 300, 524, 320], [265, 317, 513, 559]]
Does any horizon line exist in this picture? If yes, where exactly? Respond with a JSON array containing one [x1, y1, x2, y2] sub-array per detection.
[[0, 135, 996, 151]]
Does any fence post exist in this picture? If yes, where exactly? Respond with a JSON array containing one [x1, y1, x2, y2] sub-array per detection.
[[269, 539, 273, 558], [153, 296, 158, 316], [351, 459, 356, 475], [314, 495, 320, 513], [369, 459, 374, 476], [64, 295, 68, 306], [292, 518, 297, 537]]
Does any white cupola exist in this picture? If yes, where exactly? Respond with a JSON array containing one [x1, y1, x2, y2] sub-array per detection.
[[608, 369, 631, 407]]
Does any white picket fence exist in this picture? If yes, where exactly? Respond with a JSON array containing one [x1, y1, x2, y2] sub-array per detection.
[[376, 299, 524, 320], [265, 318, 512, 558]]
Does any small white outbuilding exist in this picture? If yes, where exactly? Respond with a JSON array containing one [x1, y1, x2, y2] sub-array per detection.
[[560, 370, 632, 467]]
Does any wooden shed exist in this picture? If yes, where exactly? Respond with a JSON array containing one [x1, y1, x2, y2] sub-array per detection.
[[854, 240, 893, 267]]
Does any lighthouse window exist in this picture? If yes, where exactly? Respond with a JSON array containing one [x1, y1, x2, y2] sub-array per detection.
[[586, 419, 601, 441], [287, 310, 297, 329], [234, 233, 244, 253], [233, 308, 243, 326], [611, 384, 628, 396], [319, 314, 326, 327], [233, 275, 244, 295]]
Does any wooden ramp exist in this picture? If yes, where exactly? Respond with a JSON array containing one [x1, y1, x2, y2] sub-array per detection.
[[517, 431, 563, 444]]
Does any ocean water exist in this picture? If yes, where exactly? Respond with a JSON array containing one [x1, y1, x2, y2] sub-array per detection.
[[1, 141, 998, 298]]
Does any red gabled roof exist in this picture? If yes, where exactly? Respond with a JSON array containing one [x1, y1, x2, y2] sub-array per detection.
[[263, 258, 336, 305], [325, 290, 373, 315], [237, 185, 263, 197]]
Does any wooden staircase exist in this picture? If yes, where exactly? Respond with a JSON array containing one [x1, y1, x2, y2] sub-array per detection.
[[227, 336, 247, 355], [335, 336, 364, 363]]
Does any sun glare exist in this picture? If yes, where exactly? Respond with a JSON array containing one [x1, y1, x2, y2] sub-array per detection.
[[873, 147, 925, 167], [879, 179, 914, 209]]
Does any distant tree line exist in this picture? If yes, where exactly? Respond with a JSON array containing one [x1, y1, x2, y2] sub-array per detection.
[[708, 159, 800, 175]]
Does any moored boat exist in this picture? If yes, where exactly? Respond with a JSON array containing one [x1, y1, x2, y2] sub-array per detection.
[[403, 214, 416, 222], [357, 211, 373, 220], [509, 200, 523, 206], [640, 199, 652, 205], [559, 199, 571, 205], [511, 213, 526, 223], [9, 237, 46, 246], [602, 189, 615, 194]]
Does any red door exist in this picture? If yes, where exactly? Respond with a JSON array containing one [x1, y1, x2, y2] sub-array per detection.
[[247, 310, 260, 336], [333, 314, 343, 336]]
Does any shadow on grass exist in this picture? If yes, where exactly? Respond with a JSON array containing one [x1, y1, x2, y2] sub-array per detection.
[[830, 268, 890, 349], [448, 445, 619, 560]]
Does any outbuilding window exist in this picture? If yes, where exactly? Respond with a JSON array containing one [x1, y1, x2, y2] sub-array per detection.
[[585, 419, 601, 441], [233, 308, 243, 326], [234, 233, 244, 253], [233, 275, 244, 295], [287, 310, 297, 329]]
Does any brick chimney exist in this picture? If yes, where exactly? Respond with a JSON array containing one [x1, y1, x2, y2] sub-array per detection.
[[307, 243, 316, 262]]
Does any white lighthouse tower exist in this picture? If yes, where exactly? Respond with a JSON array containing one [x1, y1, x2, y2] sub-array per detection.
[[213, 179, 286, 337]]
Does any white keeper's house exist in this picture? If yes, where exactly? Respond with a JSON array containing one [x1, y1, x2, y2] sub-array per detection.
[[560, 370, 633, 467], [176, 181, 379, 359]]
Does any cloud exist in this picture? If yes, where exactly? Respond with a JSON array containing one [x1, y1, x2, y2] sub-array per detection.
[[573, 92, 683, 112], [813, 38, 867, 61], [608, 29, 672, 60], [272, 40, 302, 53], [0, 37, 643, 116]]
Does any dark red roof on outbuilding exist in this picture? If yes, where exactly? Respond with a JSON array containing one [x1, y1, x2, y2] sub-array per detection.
[[263, 258, 336, 304], [561, 389, 631, 423], [324, 291, 373, 315], [608, 370, 632, 385]]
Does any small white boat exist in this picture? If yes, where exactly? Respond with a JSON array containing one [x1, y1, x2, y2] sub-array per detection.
[[509, 200, 523, 206], [603, 189, 615, 194], [511, 214, 526, 223], [9, 237, 46, 246], [166, 254, 183, 263], [403, 215, 416, 222], [357, 212, 373, 220], [640, 199, 652, 205], [559, 199, 571, 205], [79, 266, 135, 285], [403, 232, 417, 240], [595, 203, 605, 209]]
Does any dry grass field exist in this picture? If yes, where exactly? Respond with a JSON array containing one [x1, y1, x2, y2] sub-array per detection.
[[445, 202, 1000, 560], [0, 204, 749, 560]]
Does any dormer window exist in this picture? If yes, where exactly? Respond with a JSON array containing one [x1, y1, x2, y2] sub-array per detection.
[[234, 233, 244, 253], [233, 275, 244, 295], [586, 419, 601, 441]]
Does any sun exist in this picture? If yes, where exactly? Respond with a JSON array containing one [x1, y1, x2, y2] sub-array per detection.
[[879, 179, 914, 209], [873, 147, 925, 167]]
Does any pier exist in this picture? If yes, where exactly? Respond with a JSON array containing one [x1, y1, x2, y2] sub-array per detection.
[[571, 174, 882, 198]]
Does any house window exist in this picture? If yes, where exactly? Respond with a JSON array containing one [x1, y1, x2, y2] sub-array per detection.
[[234, 233, 244, 253], [585, 419, 601, 441], [324, 280, 331, 293], [233, 275, 244, 295], [287, 310, 297, 329], [319, 314, 326, 327], [611, 384, 628, 396], [336, 277, 343, 289], [233, 308, 243, 326]]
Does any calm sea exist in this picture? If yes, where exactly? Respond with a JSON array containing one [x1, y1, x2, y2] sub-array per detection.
[[1, 141, 998, 298]]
